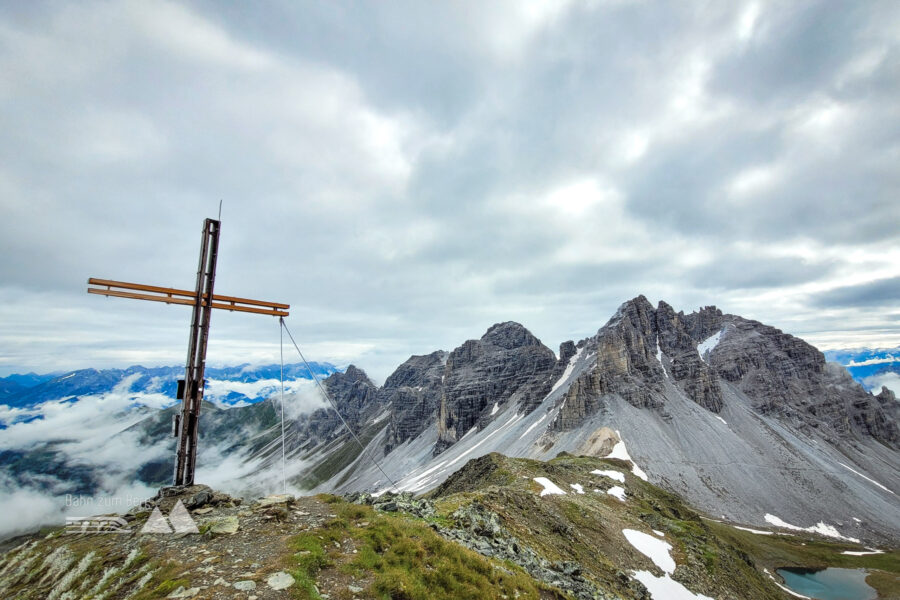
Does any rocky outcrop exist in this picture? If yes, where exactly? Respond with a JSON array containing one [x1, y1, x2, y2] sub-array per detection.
[[876, 385, 897, 406], [591, 295, 666, 409], [656, 302, 724, 412], [558, 340, 577, 366], [549, 296, 897, 448], [382, 351, 448, 452], [874, 386, 900, 437], [287, 365, 384, 451], [435, 322, 557, 454], [703, 318, 898, 446]]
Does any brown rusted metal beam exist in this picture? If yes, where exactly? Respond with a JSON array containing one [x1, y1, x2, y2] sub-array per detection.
[[87, 278, 290, 316], [88, 278, 289, 309], [174, 218, 219, 486]]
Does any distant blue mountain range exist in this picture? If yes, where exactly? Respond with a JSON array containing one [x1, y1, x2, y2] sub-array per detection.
[[824, 347, 900, 389], [0, 362, 341, 410]]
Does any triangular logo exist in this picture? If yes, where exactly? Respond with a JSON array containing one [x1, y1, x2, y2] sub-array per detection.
[[141, 507, 174, 533], [168, 500, 200, 534]]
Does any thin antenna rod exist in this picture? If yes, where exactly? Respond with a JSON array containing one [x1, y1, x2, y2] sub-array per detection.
[[218, 200, 223, 221]]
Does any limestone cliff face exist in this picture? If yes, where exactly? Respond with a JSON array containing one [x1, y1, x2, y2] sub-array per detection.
[[874, 386, 900, 439], [592, 295, 665, 409], [704, 317, 898, 446], [551, 296, 898, 449], [287, 365, 384, 450], [434, 322, 557, 454], [287, 297, 896, 463], [382, 351, 448, 452], [655, 301, 725, 412]]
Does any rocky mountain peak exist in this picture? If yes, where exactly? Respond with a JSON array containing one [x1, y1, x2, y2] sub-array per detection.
[[382, 351, 449, 452], [435, 322, 557, 454], [338, 364, 373, 385], [877, 385, 897, 404], [559, 340, 577, 364], [550, 296, 897, 448], [383, 351, 447, 390], [284, 365, 383, 451], [481, 321, 544, 350], [604, 295, 655, 329]]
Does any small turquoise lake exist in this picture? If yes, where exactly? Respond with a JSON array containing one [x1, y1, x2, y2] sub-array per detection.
[[776, 567, 876, 600]]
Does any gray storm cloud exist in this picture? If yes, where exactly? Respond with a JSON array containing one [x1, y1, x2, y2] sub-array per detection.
[[0, 0, 898, 381]]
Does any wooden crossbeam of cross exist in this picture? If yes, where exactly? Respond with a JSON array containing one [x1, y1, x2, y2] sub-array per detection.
[[88, 218, 289, 486], [87, 279, 289, 317]]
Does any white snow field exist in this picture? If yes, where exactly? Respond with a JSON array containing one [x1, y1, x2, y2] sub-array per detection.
[[606, 486, 626, 502], [697, 328, 725, 361], [534, 477, 566, 496], [591, 469, 625, 483], [764, 514, 860, 543], [623, 528, 714, 600]]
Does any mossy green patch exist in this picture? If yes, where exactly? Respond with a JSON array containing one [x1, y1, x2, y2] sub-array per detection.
[[299, 425, 382, 489], [287, 498, 554, 600], [149, 577, 190, 596]]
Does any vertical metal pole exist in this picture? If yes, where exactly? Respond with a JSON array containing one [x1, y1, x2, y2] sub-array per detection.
[[174, 218, 220, 486], [280, 317, 286, 494]]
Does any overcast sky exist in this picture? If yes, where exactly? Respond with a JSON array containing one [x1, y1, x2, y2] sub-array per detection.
[[1, 0, 898, 382]]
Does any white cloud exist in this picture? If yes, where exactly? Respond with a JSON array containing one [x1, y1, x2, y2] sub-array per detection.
[[726, 164, 781, 200], [128, 0, 273, 70], [0, 477, 63, 539], [736, 2, 761, 42], [205, 377, 324, 408], [846, 355, 898, 367], [544, 179, 614, 217], [0, 0, 898, 383], [863, 372, 900, 395], [0, 378, 331, 538], [620, 130, 650, 164], [0, 393, 152, 450], [61, 109, 168, 167]]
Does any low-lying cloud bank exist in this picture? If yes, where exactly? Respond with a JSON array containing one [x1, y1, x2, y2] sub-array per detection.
[[0, 377, 327, 539]]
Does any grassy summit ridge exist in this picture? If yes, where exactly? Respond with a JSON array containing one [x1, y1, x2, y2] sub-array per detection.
[[0, 453, 897, 599]]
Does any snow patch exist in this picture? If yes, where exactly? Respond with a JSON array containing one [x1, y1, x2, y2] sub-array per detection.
[[534, 477, 566, 496], [607, 432, 648, 481], [626, 528, 713, 600], [490, 402, 499, 415], [570, 483, 585, 494], [715, 416, 727, 425], [520, 414, 547, 439], [607, 486, 626, 502], [655, 336, 669, 379], [622, 529, 675, 574], [838, 462, 895, 494], [550, 347, 584, 394], [652, 529, 664, 537], [591, 469, 625, 483], [632, 571, 715, 600], [734, 526, 773, 535], [697, 328, 725, 362], [764, 514, 860, 543], [841, 549, 883, 556]]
